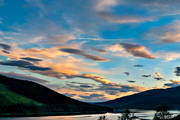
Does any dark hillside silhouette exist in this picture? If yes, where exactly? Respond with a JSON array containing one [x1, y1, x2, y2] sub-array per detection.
[[96, 87, 180, 110], [0, 75, 111, 116]]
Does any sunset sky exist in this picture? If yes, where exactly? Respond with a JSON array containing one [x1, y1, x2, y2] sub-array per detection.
[[0, 0, 180, 102]]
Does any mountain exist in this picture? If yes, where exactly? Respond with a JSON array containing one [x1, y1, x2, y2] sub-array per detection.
[[0, 75, 111, 116], [95, 87, 180, 110]]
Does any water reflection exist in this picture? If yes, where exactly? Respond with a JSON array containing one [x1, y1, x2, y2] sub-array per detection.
[[0, 110, 179, 120]]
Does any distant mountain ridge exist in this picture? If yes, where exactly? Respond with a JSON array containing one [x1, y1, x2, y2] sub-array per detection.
[[95, 86, 180, 110], [0, 74, 111, 116]]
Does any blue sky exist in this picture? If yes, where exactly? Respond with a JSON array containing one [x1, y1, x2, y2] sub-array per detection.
[[0, 0, 180, 102]]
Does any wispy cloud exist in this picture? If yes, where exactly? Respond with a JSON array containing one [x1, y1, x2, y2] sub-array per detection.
[[21, 57, 42, 62], [0, 72, 48, 84], [146, 21, 180, 44], [175, 67, 180, 76], [164, 80, 180, 88], [155, 52, 180, 61], [95, 0, 118, 12], [0, 43, 11, 51], [0, 60, 51, 71], [108, 43, 155, 59], [99, 12, 153, 24], [60, 48, 110, 61]]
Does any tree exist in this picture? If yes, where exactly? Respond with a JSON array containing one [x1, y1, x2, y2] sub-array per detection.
[[153, 104, 172, 120], [97, 115, 109, 120], [118, 109, 138, 120]]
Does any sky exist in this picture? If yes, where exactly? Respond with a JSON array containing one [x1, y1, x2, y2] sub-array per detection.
[[0, 0, 180, 102]]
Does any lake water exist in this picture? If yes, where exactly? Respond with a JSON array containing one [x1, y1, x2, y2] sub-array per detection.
[[0, 110, 180, 120]]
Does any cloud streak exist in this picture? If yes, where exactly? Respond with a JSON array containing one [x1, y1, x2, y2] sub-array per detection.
[[0, 72, 48, 84], [60, 48, 110, 61], [0, 60, 51, 71], [100, 12, 153, 24], [146, 21, 180, 44], [108, 43, 155, 59]]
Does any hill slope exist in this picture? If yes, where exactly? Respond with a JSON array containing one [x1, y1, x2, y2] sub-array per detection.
[[96, 87, 180, 110], [0, 75, 111, 116]]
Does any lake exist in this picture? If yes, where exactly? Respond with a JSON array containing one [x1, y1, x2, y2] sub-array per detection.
[[0, 110, 180, 120]]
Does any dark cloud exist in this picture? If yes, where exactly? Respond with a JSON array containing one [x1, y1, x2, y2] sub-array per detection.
[[21, 57, 42, 62], [127, 80, 136, 83], [154, 77, 164, 81], [0, 43, 11, 51], [80, 84, 93, 88], [0, 60, 51, 71], [175, 67, 180, 76], [2, 50, 10, 54], [164, 83, 177, 87], [124, 72, 130, 76], [120, 43, 155, 59], [68, 81, 95, 88], [80, 94, 105, 99], [65, 82, 94, 92], [63, 93, 76, 98], [60, 48, 110, 61], [164, 80, 180, 88], [120, 85, 140, 92], [142, 75, 151, 78], [97, 84, 143, 95], [90, 47, 106, 53], [0, 72, 48, 83], [134, 64, 144, 67]]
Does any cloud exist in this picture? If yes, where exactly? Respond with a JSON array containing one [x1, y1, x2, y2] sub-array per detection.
[[97, 83, 147, 95], [127, 80, 136, 83], [154, 77, 164, 81], [155, 72, 163, 78], [90, 47, 106, 53], [124, 72, 130, 76], [77, 74, 114, 85], [21, 57, 42, 62], [155, 52, 180, 61], [134, 64, 144, 67], [63, 93, 76, 98], [80, 94, 105, 100], [164, 80, 180, 88], [65, 82, 94, 91], [175, 67, 180, 76], [0, 72, 48, 84], [108, 43, 155, 59], [142, 75, 151, 78], [95, 0, 118, 12], [27, 34, 75, 45], [48, 34, 75, 45], [63, 73, 147, 96], [0, 60, 51, 71], [0, 45, 109, 82], [0, 43, 11, 51], [154, 72, 164, 80], [79, 84, 93, 88], [60, 48, 110, 61], [2, 50, 10, 54], [146, 21, 180, 44], [120, 0, 180, 16], [99, 12, 153, 24]]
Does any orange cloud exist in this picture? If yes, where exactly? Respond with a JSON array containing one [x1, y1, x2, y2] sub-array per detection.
[[95, 0, 118, 12], [155, 52, 180, 61], [100, 12, 153, 23], [155, 72, 163, 78], [108, 43, 155, 59]]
